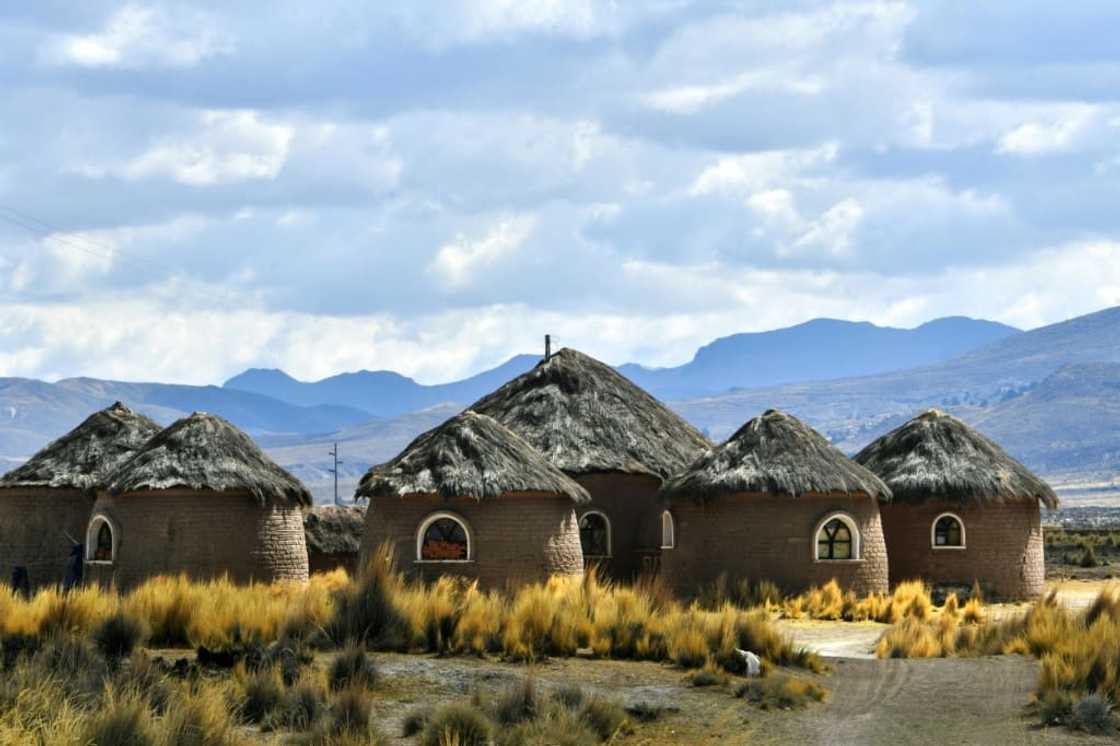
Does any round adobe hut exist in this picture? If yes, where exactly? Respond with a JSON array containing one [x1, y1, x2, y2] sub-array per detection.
[[0, 402, 160, 590], [469, 348, 710, 580], [659, 409, 892, 597], [855, 409, 1058, 600], [304, 504, 366, 575], [356, 410, 589, 589], [86, 412, 311, 589]]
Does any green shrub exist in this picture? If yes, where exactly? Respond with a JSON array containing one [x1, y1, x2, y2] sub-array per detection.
[[420, 703, 492, 746], [578, 696, 627, 741], [1079, 542, 1100, 569], [552, 683, 585, 711], [328, 642, 377, 691], [1038, 689, 1073, 727], [92, 611, 148, 660], [1071, 694, 1114, 734], [492, 677, 540, 725]]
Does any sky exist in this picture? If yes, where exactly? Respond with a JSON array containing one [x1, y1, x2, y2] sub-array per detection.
[[1, 1, 1119, 385]]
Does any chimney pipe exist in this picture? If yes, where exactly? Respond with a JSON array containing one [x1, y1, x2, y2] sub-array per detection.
[[544, 334, 552, 361]]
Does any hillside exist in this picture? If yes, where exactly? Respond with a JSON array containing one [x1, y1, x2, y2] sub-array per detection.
[[619, 316, 1020, 400]]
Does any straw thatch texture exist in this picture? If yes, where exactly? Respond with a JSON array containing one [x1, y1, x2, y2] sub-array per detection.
[[661, 409, 891, 502], [106, 412, 311, 507], [304, 504, 366, 555], [468, 348, 710, 479], [356, 410, 589, 503], [854, 409, 1058, 508], [0, 402, 160, 492]]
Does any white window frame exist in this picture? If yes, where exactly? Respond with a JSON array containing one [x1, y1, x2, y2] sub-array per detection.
[[813, 512, 862, 563], [930, 512, 967, 550], [85, 514, 118, 565], [660, 510, 675, 550], [578, 510, 612, 558], [415, 511, 473, 564]]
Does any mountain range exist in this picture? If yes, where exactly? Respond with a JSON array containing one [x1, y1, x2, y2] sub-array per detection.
[[2, 310, 1119, 504]]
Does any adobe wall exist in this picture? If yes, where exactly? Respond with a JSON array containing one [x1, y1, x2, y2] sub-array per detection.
[[84, 489, 309, 590], [573, 473, 663, 581], [879, 499, 1044, 600], [308, 550, 360, 577], [360, 494, 583, 590], [660, 493, 889, 597], [0, 487, 92, 589]]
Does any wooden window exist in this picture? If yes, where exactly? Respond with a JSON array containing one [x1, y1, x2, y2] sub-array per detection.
[[933, 514, 965, 548], [579, 511, 611, 557], [661, 510, 675, 549], [418, 514, 470, 561], [816, 516, 857, 560]]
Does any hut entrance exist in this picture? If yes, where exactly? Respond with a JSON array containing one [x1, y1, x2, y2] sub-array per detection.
[[579, 511, 611, 559], [86, 516, 115, 563]]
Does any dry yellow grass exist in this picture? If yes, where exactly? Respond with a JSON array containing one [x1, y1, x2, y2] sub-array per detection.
[[782, 579, 940, 624]]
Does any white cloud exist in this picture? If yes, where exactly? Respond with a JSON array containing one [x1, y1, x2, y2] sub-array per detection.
[[642, 71, 825, 115], [996, 107, 1098, 156], [42, 5, 233, 69], [790, 198, 864, 257], [430, 216, 537, 288], [122, 111, 294, 186], [689, 143, 838, 197]]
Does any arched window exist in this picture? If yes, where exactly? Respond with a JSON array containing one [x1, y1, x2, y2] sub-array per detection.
[[814, 513, 860, 561], [932, 513, 966, 549], [579, 511, 611, 558], [86, 516, 116, 563], [416, 513, 471, 562], [660, 510, 675, 549]]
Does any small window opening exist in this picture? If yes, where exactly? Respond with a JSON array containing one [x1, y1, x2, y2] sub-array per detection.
[[579, 512, 611, 557]]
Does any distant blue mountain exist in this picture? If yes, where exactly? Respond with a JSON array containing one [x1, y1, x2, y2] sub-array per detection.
[[617, 316, 1021, 400], [224, 354, 541, 418]]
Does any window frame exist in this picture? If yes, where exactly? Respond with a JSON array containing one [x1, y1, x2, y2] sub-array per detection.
[[578, 510, 612, 558], [813, 512, 862, 563], [85, 514, 117, 565], [415, 511, 473, 564], [660, 510, 675, 550], [930, 512, 967, 550]]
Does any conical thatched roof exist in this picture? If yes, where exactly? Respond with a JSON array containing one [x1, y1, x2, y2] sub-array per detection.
[[854, 409, 1058, 509], [661, 409, 891, 502], [0, 402, 161, 492], [107, 412, 311, 507], [304, 505, 366, 555], [468, 348, 710, 480], [356, 410, 590, 503]]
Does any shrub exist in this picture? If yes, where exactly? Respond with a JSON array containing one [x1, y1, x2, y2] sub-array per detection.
[[93, 610, 148, 660], [1079, 542, 1100, 569], [402, 706, 432, 737], [578, 696, 627, 741], [159, 684, 236, 746], [328, 642, 378, 691], [80, 687, 158, 746], [328, 544, 407, 650], [735, 674, 828, 710], [1071, 694, 1114, 734], [552, 683, 585, 711], [491, 677, 540, 725], [326, 687, 373, 736], [687, 665, 726, 687], [420, 703, 493, 746], [275, 674, 328, 731], [1037, 689, 1073, 727], [236, 664, 284, 724]]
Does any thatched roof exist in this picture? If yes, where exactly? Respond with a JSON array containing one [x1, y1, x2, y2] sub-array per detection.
[[355, 410, 590, 503], [106, 412, 311, 507], [0, 402, 161, 492], [468, 348, 710, 480], [304, 505, 366, 555], [854, 409, 1058, 509], [661, 409, 891, 502]]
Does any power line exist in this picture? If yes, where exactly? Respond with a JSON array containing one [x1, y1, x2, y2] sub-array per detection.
[[327, 442, 344, 506]]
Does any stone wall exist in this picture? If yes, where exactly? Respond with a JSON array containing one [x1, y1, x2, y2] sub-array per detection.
[[0, 488, 92, 589], [573, 473, 663, 581], [360, 493, 583, 589], [84, 488, 308, 590], [660, 493, 889, 597], [879, 499, 1044, 599]]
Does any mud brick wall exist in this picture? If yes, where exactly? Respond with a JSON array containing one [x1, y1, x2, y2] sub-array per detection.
[[360, 493, 583, 590], [572, 473, 663, 582], [84, 488, 308, 590], [0, 487, 92, 590], [660, 493, 889, 597], [879, 500, 1044, 600]]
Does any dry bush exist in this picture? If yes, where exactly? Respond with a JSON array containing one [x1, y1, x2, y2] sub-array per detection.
[[420, 702, 492, 746], [80, 686, 158, 746], [93, 610, 149, 660], [735, 673, 828, 710], [782, 579, 940, 624], [328, 642, 377, 691], [159, 683, 238, 746]]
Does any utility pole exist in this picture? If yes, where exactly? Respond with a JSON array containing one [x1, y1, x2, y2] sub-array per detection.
[[327, 442, 343, 505], [545, 334, 552, 361]]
